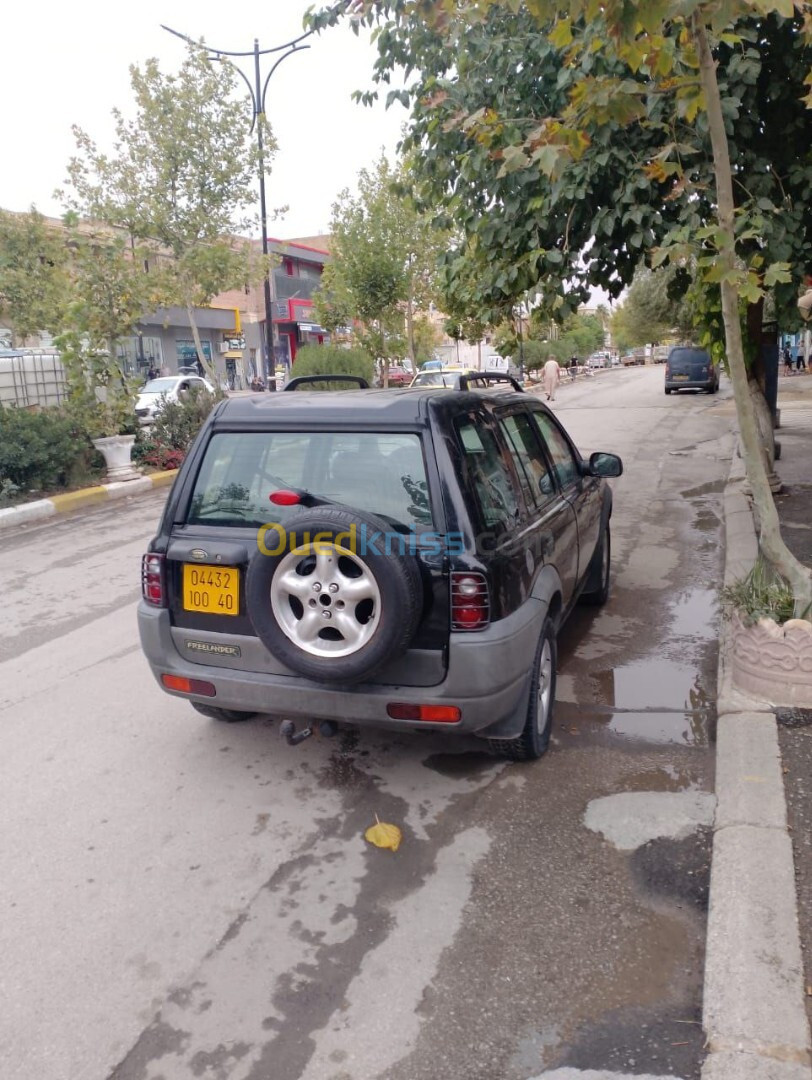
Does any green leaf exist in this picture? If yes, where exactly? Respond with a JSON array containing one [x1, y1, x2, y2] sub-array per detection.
[[763, 262, 792, 287], [548, 18, 573, 50]]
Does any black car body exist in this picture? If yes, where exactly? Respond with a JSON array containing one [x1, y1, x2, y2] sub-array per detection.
[[138, 380, 622, 759], [664, 347, 720, 394]]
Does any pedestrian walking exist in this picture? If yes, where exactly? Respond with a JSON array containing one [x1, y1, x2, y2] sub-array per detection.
[[543, 355, 561, 402], [569, 355, 578, 381], [146, 365, 158, 383], [797, 348, 807, 373], [783, 345, 794, 376]]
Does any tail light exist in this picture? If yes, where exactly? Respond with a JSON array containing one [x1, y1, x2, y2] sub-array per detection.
[[161, 674, 216, 697], [451, 572, 490, 630], [141, 553, 166, 607], [387, 703, 461, 723]]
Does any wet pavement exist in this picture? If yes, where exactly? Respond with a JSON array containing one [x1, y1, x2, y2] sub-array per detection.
[[0, 367, 733, 1080]]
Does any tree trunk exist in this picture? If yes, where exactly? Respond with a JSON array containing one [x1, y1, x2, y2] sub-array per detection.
[[406, 295, 416, 369], [185, 300, 218, 385], [380, 321, 389, 388], [695, 20, 812, 614]]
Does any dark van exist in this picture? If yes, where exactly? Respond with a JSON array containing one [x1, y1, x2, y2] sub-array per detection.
[[664, 347, 720, 395]]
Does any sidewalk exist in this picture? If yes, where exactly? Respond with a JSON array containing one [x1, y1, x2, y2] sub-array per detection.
[[0, 469, 178, 531], [705, 374, 812, 1080], [774, 374, 812, 1042]]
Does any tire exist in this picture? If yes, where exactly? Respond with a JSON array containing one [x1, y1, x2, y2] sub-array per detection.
[[489, 617, 556, 762], [580, 524, 611, 607], [191, 703, 257, 723], [664, 387, 672, 395], [245, 506, 423, 684]]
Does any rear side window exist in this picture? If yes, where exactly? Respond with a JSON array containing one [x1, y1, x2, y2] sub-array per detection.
[[455, 417, 520, 531], [531, 412, 581, 489], [499, 413, 556, 509], [187, 431, 433, 529]]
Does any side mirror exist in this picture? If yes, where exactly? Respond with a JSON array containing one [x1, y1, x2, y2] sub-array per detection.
[[587, 452, 623, 478]]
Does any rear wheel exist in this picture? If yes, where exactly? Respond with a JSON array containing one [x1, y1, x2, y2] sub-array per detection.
[[191, 703, 257, 723], [580, 524, 611, 607], [489, 617, 556, 762], [664, 387, 672, 395]]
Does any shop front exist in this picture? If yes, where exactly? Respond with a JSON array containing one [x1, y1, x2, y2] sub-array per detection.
[[271, 298, 328, 370]]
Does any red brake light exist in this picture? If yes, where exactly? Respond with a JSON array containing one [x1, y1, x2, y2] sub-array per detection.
[[451, 572, 490, 631], [141, 553, 166, 607], [269, 490, 302, 506], [387, 703, 461, 723], [161, 674, 216, 697]]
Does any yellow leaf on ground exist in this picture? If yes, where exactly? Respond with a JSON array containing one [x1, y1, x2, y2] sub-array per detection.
[[365, 819, 402, 852]]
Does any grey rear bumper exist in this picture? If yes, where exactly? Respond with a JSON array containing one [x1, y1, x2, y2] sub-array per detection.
[[137, 598, 544, 738]]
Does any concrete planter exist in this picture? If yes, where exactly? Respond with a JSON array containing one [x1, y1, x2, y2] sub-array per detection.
[[92, 435, 140, 483], [731, 610, 812, 707]]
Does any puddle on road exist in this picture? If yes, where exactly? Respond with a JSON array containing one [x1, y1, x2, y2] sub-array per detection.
[[556, 701, 709, 748], [680, 480, 726, 498], [422, 752, 496, 778], [608, 710, 708, 746]]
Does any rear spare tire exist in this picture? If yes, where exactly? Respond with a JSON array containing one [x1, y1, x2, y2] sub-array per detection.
[[245, 506, 424, 684]]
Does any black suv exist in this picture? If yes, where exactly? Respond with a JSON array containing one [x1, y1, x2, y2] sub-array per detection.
[[664, 346, 720, 394], [138, 374, 622, 760]]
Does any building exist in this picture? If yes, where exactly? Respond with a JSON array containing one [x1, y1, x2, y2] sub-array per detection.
[[269, 237, 332, 369]]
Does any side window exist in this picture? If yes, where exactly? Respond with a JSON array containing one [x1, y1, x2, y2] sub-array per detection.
[[455, 417, 520, 531], [499, 412, 556, 510], [532, 411, 581, 489]]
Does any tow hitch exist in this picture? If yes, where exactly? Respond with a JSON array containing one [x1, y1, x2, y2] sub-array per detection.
[[279, 719, 339, 746]]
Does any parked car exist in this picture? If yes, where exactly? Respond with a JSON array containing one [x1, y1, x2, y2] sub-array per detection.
[[383, 365, 413, 388], [139, 373, 622, 760], [134, 374, 215, 425], [587, 354, 607, 369], [664, 346, 720, 395], [409, 367, 480, 388]]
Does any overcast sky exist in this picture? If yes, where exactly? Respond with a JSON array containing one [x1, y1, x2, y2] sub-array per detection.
[[1, 0, 404, 239]]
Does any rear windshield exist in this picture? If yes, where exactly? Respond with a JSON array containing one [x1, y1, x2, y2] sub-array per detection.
[[668, 349, 710, 372], [143, 378, 178, 393], [186, 431, 433, 530], [412, 371, 456, 387]]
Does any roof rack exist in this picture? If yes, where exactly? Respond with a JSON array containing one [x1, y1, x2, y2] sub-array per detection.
[[457, 372, 524, 393], [283, 374, 369, 391]]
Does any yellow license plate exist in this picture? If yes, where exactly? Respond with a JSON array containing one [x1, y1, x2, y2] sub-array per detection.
[[182, 564, 240, 616]]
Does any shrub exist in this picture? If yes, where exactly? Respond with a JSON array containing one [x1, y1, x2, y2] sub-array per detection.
[[0, 404, 98, 499], [291, 344, 375, 386], [721, 559, 804, 625], [133, 386, 221, 471]]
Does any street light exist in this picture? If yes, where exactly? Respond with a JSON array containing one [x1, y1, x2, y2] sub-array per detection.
[[161, 23, 315, 389]]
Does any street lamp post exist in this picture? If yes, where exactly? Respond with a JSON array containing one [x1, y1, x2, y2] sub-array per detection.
[[162, 24, 314, 389]]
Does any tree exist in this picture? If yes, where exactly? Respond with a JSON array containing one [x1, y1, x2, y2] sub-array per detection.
[[62, 43, 270, 382], [313, 0, 812, 612], [58, 224, 159, 437], [611, 266, 696, 351], [314, 154, 447, 382], [0, 208, 70, 347]]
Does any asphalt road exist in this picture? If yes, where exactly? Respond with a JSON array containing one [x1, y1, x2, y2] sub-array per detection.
[[0, 366, 733, 1080]]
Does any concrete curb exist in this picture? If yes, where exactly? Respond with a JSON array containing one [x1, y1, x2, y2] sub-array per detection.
[[702, 453, 812, 1079], [0, 470, 177, 532]]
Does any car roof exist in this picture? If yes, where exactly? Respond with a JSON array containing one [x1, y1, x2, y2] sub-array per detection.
[[210, 386, 530, 429]]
